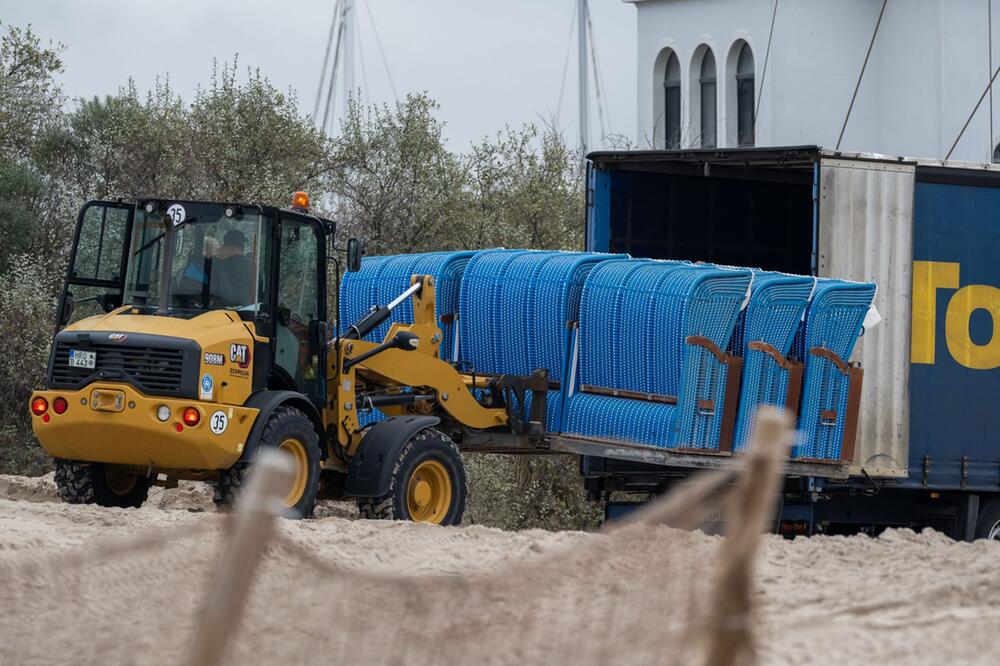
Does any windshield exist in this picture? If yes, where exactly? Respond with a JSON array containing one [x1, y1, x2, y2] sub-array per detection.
[[124, 202, 272, 316]]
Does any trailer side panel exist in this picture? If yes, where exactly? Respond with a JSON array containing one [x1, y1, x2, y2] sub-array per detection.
[[908, 176, 1000, 490]]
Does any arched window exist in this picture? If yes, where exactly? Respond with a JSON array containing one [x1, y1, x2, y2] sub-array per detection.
[[663, 53, 681, 149], [736, 43, 755, 146], [699, 50, 717, 148], [993, 143, 1000, 164]]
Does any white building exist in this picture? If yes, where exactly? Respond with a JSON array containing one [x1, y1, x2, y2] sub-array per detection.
[[631, 0, 1000, 163]]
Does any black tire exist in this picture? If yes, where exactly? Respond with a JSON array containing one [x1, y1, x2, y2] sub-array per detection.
[[215, 406, 321, 518], [975, 496, 1000, 540], [54, 460, 152, 509], [357, 428, 467, 526]]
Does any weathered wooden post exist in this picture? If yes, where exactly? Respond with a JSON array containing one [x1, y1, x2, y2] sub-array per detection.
[[186, 451, 294, 666], [704, 406, 793, 666]]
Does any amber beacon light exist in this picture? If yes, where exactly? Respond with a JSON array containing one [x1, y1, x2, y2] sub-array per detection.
[[291, 191, 310, 211]]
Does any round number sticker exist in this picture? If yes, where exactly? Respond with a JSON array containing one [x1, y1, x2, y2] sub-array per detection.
[[166, 203, 186, 226], [210, 410, 228, 435]]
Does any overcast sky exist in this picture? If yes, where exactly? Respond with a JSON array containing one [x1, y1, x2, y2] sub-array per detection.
[[2, 0, 637, 151]]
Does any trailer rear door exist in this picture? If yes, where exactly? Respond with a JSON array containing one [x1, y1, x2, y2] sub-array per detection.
[[817, 157, 914, 478]]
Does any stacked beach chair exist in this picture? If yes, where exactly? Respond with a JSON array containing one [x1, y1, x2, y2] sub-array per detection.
[[792, 279, 876, 460], [728, 271, 815, 452], [339, 248, 876, 462], [563, 260, 751, 449], [458, 249, 618, 431]]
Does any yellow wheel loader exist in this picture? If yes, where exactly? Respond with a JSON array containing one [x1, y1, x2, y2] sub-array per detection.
[[29, 195, 548, 524]]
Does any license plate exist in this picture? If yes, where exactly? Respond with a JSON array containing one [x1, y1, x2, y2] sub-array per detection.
[[68, 349, 97, 369]]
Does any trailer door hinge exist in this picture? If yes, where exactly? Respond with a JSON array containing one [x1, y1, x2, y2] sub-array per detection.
[[922, 455, 930, 488]]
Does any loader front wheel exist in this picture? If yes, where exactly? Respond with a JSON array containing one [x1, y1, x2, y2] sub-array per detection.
[[357, 428, 466, 526], [215, 406, 320, 518], [54, 460, 152, 509]]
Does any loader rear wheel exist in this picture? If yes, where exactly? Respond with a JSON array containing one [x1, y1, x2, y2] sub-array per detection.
[[215, 406, 320, 518], [357, 428, 466, 526], [54, 460, 152, 509]]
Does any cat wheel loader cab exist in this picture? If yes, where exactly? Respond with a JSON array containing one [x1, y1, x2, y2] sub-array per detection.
[[30, 196, 541, 524]]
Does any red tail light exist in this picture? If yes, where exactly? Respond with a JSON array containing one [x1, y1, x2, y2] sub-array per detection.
[[52, 397, 68, 414], [182, 407, 201, 426], [31, 397, 48, 416]]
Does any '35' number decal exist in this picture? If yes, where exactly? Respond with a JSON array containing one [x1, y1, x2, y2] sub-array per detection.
[[210, 410, 228, 435]]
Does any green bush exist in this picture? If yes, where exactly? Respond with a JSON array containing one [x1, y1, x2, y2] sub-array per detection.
[[0, 255, 60, 475], [464, 454, 602, 531]]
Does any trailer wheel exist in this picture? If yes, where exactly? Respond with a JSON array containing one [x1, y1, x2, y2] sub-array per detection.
[[357, 428, 466, 525], [975, 497, 1000, 540], [215, 406, 320, 518], [54, 460, 152, 509]]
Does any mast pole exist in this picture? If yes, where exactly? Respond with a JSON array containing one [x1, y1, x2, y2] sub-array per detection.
[[578, 0, 589, 158]]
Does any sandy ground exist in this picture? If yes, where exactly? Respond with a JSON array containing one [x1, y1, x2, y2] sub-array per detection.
[[0, 474, 998, 665]]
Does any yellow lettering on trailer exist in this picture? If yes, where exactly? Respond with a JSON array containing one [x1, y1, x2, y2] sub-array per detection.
[[910, 260, 959, 365], [945, 284, 1000, 370], [911, 260, 1000, 369]]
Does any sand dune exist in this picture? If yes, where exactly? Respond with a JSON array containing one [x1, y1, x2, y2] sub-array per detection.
[[0, 474, 996, 665]]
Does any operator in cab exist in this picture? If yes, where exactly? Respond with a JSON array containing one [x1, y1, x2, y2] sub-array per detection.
[[211, 229, 253, 307]]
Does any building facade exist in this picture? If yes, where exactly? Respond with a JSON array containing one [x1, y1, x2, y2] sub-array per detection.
[[632, 0, 1000, 163]]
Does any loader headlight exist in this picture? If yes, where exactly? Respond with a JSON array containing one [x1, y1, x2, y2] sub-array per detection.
[[156, 405, 171, 422]]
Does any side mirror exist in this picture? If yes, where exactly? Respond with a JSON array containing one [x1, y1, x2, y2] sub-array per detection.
[[346, 238, 362, 273], [95, 292, 121, 313], [60, 293, 75, 326], [392, 330, 420, 351], [308, 319, 328, 356]]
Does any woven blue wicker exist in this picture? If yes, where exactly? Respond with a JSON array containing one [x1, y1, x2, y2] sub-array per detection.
[[339, 255, 393, 337], [730, 272, 814, 451], [792, 279, 876, 460], [565, 260, 750, 449], [458, 249, 619, 431], [339, 251, 475, 359]]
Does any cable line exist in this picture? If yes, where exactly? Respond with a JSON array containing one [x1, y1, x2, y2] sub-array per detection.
[[322, 2, 349, 135], [363, 0, 399, 104], [556, 0, 578, 125], [946, 63, 1000, 160], [314, 0, 341, 123], [358, 17, 370, 104], [836, 0, 888, 150], [585, 2, 609, 145], [989, 0, 994, 160], [753, 0, 779, 135]]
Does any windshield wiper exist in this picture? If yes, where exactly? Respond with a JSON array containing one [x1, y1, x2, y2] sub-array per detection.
[[133, 216, 200, 256]]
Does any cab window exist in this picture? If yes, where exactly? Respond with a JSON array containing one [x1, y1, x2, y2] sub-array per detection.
[[61, 202, 132, 327], [275, 217, 323, 400]]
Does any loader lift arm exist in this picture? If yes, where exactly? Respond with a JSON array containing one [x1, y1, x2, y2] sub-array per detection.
[[328, 274, 548, 457]]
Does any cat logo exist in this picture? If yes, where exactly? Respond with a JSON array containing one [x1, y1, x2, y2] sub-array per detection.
[[108, 333, 128, 343], [230, 343, 251, 369]]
